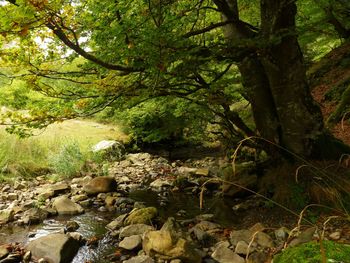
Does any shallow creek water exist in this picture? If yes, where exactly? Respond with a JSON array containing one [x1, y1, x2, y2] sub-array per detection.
[[0, 190, 238, 262]]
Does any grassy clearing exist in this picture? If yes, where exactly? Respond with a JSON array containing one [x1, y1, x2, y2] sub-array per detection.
[[0, 119, 128, 181]]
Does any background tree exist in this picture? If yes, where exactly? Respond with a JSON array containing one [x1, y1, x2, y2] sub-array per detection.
[[0, 0, 349, 159]]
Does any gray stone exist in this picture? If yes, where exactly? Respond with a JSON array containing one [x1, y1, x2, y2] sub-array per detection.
[[71, 194, 88, 202], [230, 229, 273, 248], [26, 233, 80, 263], [83, 176, 117, 195], [211, 242, 244, 263], [52, 196, 84, 215], [123, 255, 154, 263], [234, 240, 255, 255], [119, 224, 155, 239], [119, 235, 142, 250], [150, 179, 172, 190], [329, 231, 341, 240], [107, 214, 128, 230], [289, 227, 316, 247]]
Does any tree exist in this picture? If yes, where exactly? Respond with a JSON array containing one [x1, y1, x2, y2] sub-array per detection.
[[0, 0, 348, 159]]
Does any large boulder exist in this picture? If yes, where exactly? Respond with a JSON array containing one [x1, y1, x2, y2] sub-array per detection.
[[143, 217, 202, 263], [26, 233, 80, 263], [52, 196, 84, 215], [83, 176, 117, 195], [22, 208, 49, 225], [125, 207, 158, 225], [92, 140, 125, 161]]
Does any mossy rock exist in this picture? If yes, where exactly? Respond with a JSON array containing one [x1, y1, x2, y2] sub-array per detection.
[[274, 240, 350, 263], [125, 207, 158, 225]]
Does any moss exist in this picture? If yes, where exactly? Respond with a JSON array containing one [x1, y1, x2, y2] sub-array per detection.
[[274, 240, 350, 263]]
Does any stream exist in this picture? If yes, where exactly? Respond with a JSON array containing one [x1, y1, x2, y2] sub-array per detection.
[[0, 189, 238, 262]]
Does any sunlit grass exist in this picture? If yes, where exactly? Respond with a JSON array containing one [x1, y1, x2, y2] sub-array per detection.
[[0, 119, 129, 181]]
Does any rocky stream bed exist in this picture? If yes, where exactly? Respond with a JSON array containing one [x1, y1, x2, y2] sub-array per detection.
[[0, 150, 349, 263]]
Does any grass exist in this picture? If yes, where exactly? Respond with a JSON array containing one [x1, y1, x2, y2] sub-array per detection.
[[0, 119, 128, 181], [274, 240, 350, 263]]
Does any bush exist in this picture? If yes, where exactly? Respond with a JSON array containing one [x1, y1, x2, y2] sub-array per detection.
[[49, 141, 86, 178], [274, 240, 350, 263]]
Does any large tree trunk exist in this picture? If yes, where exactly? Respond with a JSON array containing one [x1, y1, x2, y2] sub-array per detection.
[[215, 0, 350, 159], [259, 0, 325, 157]]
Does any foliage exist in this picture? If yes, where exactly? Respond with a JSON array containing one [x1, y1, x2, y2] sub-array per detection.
[[48, 141, 85, 178], [116, 97, 214, 145], [274, 240, 350, 263]]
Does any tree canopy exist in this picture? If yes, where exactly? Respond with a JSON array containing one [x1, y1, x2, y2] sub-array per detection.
[[0, 0, 349, 158]]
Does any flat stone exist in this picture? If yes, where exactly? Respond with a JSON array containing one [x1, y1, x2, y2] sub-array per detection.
[[119, 235, 142, 250], [52, 196, 84, 215], [119, 224, 154, 239], [235, 240, 255, 255], [123, 255, 154, 263], [106, 214, 128, 230], [26, 233, 80, 263], [211, 242, 245, 263], [125, 207, 158, 225]]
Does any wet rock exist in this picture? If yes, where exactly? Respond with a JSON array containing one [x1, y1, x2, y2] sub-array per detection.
[[125, 207, 158, 225], [123, 255, 154, 263], [119, 224, 155, 239], [107, 214, 128, 230], [67, 232, 84, 243], [83, 176, 118, 195], [26, 233, 81, 263], [52, 196, 84, 215], [143, 217, 202, 263], [22, 208, 49, 225], [119, 235, 142, 250], [23, 251, 31, 262], [65, 221, 80, 232], [105, 196, 117, 206], [211, 241, 244, 263], [49, 183, 70, 196], [0, 209, 14, 225], [274, 227, 290, 241]]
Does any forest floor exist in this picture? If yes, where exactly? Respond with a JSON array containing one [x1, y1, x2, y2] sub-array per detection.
[[311, 41, 350, 144]]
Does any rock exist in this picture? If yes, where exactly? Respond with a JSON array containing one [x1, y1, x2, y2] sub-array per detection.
[[0, 245, 9, 260], [235, 240, 254, 255], [105, 196, 117, 206], [211, 242, 245, 263], [150, 179, 172, 190], [0, 209, 14, 225], [49, 183, 70, 196], [22, 208, 49, 225], [195, 168, 210, 177], [289, 227, 316, 247], [143, 217, 202, 263], [119, 235, 142, 250], [92, 140, 125, 160], [274, 227, 290, 241], [23, 251, 31, 262], [125, 207, 158, 225], [71, 194, 88, 202], [120, 224, 155, 239], [52, 196, 84, 215], [329, 231, 341, 240], [247, 251, 270, 263], [83, 176, 117, 195], [26, 233, 81, 263], [107, 214, 128, 230], [123, 255, 154, 263], [67, 232, 84, 242], [230, 229, 274, 248], [65, 221, 80, 232], [7, 193, 18, 201]]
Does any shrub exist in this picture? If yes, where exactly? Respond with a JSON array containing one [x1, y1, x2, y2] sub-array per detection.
[[49, 141, 86, 178]]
